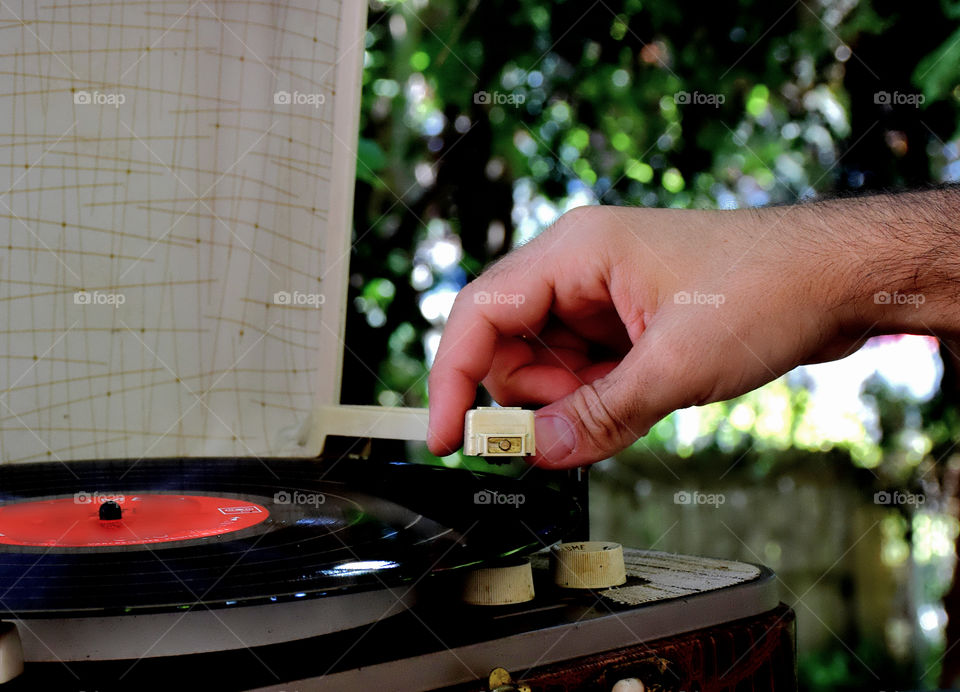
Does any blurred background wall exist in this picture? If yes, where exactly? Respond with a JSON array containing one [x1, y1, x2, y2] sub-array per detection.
[[345, 1, 960, 688]]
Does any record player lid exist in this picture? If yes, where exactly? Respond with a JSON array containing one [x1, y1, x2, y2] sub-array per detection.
[[0, 1, 427, 463]]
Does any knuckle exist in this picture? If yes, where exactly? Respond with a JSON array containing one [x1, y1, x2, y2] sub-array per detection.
[[480, 372, 507, 400], [565, 382, 631, 453], [483, 365, 524, 407], [553, 205, 611, 239], [455, 281, 478, 302], [548, 208, 589, 245], [451, 282, 483, 311], [555, 205, 592, 230]]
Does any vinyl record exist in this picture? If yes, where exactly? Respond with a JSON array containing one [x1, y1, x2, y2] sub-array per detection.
[[0, 458, 579, 616]]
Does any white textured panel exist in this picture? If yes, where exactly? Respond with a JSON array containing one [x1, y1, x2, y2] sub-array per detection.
[[0, 0, 366, 462]]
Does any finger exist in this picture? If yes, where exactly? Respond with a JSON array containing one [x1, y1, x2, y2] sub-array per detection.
[[536, 323, 591, 352], [483, 330, 618, 404], [426, 272, 555, 456], [529, 319, 698, 468], [554, 307, 634, 355], [481, 330, 590, 400], [485, 363, 581, 405], [427, 211, 616, 456], [487, 360, 619, 405]]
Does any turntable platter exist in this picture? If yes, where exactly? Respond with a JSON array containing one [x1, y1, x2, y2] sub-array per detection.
[[0, 458, 579, 617]]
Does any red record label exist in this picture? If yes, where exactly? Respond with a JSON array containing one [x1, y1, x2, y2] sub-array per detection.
[[0, 494, 269, 547]]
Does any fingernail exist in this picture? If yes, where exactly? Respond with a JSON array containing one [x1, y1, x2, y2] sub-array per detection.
[[535, 414, 576, 462]]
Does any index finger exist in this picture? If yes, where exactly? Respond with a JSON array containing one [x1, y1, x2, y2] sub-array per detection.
[[426, 266, 555, 456]]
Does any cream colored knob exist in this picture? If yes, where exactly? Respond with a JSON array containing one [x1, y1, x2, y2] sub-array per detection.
[[552, 541, 627, 589], [0, 621, 24, 683], [611, 679, 645, 692], [463, 558, 535, 605]]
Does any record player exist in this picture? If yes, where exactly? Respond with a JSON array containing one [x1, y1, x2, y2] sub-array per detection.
[[0, 1, 796, 689]]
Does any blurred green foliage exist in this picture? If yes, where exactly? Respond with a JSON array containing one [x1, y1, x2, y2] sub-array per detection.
[[345, 1, 960, 689], [346, 0, 960, 409]]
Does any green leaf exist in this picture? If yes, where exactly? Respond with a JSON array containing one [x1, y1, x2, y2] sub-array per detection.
[[356, 137, 387, 185], [913, 26, 960, 102]]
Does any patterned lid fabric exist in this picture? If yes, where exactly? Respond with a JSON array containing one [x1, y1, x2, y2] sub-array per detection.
[[0, 0, 366, 462]]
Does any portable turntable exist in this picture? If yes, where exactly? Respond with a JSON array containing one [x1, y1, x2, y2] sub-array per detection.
[[0, 1, 796, 689]]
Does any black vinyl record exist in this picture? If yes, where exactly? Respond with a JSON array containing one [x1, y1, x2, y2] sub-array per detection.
[[0, 458, 580, 616]]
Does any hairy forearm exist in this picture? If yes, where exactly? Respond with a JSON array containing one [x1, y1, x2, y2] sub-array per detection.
[[765, 187, 960, 340]]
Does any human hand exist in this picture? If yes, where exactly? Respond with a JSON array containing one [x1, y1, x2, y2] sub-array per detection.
[[426, 199, 948, 468]]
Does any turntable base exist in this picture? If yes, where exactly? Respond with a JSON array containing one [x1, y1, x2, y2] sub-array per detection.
[[2, 550, 794, 691]]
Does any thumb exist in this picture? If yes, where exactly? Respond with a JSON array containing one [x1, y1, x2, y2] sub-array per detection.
[[531, 330, 689, 468]]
